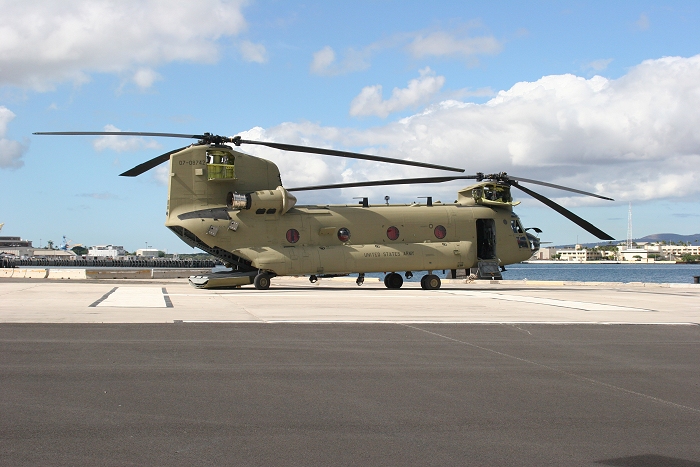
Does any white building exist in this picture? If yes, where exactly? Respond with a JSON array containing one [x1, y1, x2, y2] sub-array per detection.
[[619, 248, 648, 261], [659, 244, 700, 258], [136, 248, 160, 257], [531, 247, 556, 260], [556, 245, 603, 262], [87, 245, 127, 258]]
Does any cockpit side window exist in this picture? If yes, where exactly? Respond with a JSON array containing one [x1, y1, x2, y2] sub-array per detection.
[[511, 219, 524, 234]]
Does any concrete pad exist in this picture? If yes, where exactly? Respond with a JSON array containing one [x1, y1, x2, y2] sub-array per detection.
[[94, 286, 168, 308], [0, 268, 15, 278], [1, 277, 699, 324]]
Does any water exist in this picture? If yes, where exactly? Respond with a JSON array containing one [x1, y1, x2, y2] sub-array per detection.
[[501, 262, 700, 284]]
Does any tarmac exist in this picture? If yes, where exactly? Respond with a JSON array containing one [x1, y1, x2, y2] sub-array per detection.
[[1, 275, 699, 466]]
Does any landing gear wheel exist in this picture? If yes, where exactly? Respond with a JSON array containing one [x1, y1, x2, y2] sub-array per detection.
[[421, 274, 441, 290], [384, 272, 403, 289], [254, 273, 272, 290]]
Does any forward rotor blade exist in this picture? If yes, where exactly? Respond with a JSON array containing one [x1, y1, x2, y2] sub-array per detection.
[[235, 138, 465, 173], [119, 146, 190, 177], [508, 176, 614, 201], [288, 175, 479, 192], [512, 182, 614, 240], [34, 131, 206, 139]]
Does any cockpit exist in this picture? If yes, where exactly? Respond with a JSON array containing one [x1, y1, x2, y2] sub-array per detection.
[[511, 212, 540, 254]]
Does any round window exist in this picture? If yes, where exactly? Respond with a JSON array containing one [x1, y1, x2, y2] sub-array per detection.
[[386, 226, 400, 241], [434, 225, 447, 239], [286, 229, 300, 244], [337, 227, 351, 242]]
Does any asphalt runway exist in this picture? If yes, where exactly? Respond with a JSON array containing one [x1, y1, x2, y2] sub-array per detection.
[[1, 278, 699, 465]]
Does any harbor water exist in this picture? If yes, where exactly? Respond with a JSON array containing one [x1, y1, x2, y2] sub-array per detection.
[[500, 262, 700, 284]]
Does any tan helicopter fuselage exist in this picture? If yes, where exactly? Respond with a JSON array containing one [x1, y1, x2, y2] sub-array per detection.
[[164, 145, 535, 276]]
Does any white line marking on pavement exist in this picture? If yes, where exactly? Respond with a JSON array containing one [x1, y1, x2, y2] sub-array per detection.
[[97, 287, 167, 308], [441, 290, 654, 312], [403, 324, 700, 414]]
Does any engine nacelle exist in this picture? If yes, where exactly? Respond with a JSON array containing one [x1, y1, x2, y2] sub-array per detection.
[[227, 186, 297, 215]]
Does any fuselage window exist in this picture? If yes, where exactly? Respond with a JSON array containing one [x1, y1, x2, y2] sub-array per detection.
[[286, 229, 300, 244], [337, 228, 351, 242], [387, 226, 400, 240], [434, 225, 447, 239], [511, 219, 524, 234]]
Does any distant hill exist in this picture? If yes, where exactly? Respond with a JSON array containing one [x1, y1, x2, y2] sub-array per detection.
[[636, 233, 700, 243], [556, 233, 700, 248]]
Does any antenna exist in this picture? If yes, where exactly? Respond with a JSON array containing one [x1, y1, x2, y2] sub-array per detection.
[[626, 202, 633, 250]]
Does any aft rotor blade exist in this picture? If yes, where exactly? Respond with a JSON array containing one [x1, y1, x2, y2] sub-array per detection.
[[508, 176, 614, 201], [512, 182, 615, 240], [35, 131, 465, 172], [34, 131, 206, 139], [235, 138, 465, 173], [119, 146, 190, 177], [288, 175, 479, 192]]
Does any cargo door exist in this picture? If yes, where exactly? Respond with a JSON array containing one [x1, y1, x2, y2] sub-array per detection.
[[476, 218, 496, 260]]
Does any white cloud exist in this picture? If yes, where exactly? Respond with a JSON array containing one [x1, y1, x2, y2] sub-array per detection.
[[310, 45, 373, 76], [310, 46, 336, 75], [583, 58, 613, 72], [77, 192, 118, 200], [407, 31, 502, 59], [239, 40, 267, 63], [154, 165, 170, 185], [243, 55, 700, 206], [132, 68, 162, 89], [0, 106, 13, 135], [0, 106, 27, 169], [350, 68, 446, 118], [92, 125, 162, 152], [0, 0, 248, 90], [636, 13, 650, 31], [310, 24, 503, 77]]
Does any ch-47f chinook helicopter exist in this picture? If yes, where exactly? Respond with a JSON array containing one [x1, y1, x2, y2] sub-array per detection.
[[35, 131, 615, 290]]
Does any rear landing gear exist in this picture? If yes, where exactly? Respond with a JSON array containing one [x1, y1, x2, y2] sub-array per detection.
[[254, 272, 273, 290], [384, 272, 403, 289], [421, 274, 441, 290]]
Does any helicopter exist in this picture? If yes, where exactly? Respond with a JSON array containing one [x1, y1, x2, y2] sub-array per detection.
[[34, 131, 614, 290]]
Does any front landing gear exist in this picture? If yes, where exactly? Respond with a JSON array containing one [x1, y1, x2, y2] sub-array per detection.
[[254, 272, 274, 290], [384, 272, 403, 289], [356, 273, 365, 286], [421, 274, 441, 290]]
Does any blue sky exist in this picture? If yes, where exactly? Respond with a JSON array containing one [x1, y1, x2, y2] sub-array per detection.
[[1, 0, 699, 252]]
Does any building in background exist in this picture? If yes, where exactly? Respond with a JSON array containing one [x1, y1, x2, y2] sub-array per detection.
[[556, 245, 604, 262], [87, 245, 127, 258], [1, 236, 76, 258], [0, 236, 34, 257], [136, 248, 160, 257]]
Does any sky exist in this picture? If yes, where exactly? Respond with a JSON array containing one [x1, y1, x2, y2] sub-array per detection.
[[1, 0, 700, 253]]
